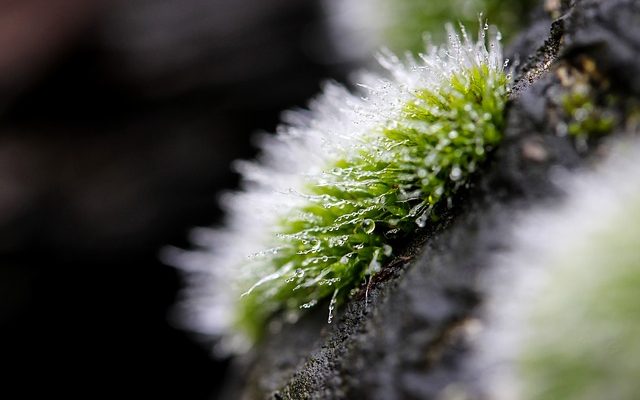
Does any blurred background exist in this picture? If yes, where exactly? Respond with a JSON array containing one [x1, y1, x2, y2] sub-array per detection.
[[0, 0, 347, 398]]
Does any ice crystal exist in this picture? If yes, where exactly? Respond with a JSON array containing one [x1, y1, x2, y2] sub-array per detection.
[[170, 24, 508, 353]]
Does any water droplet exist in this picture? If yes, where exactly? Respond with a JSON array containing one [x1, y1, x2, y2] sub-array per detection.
[[285, 310, 300, 323], [468, 161, 476, 172], [385, 228, 400, 238], [362, 219, 376, 234], [328, 289, 339, 323], [450, 166, 462, 181], [368, 249, 381, 274], [300, 299, 318, 309], [424, 153, 437, 166], [448, 130, 459, 139], [415, 213, 428, 228], [383, 244, 392, 256], [340, 254, 350, 264]]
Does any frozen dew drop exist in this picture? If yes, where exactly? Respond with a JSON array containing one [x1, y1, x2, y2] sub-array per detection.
[[285, 310, 300, 324], [424, 153, 437, 166], [415, 212, 428, 228], [468, 160, 476, 172], [383, 244, 392, 256], [368, 249, 381, 274], [327, 289, 339, 324], [299, 299, 318, 309], [448, 130, 459, 139], [362, 219, 376, 234], [450, 165, 462, 181]]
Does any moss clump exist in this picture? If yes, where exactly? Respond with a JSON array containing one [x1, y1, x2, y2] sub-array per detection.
[[554, 58, 619, 147], [237, 64, 508, 342], [518, 196, 640, 400], [561, 90, 615, 138]]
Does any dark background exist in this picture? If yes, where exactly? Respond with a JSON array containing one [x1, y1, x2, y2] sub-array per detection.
[[0, 1, 347, 398]]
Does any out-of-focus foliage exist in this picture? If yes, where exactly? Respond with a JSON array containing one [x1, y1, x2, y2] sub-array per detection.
[[384, 0, 538, 52], [328, 0, 538, 57]]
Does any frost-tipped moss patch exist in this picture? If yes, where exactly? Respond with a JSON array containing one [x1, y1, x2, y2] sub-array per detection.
[[173, 25, 508, 352], [478, 140, 640, 400]]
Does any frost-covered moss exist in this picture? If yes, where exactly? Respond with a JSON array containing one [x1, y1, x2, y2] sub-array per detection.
[[519, 196, 640, 399], [479, 141, 640, 400], [238, 64, 507, 341], [174, 25, 508, 352]]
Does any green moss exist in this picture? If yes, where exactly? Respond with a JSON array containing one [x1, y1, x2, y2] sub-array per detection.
[[562, 90, 615, 139], [554, 58, 621, 143], [236, 65, 508, 342]]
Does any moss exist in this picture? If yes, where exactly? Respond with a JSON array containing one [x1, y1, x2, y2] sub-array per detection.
[[552, 57, 622, 148], [236, 64, 508, 342], [518, 197, 640, 400], [561, 90, 615, 138]]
